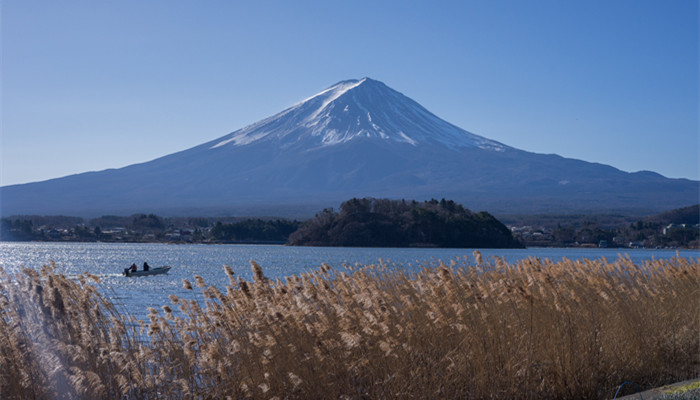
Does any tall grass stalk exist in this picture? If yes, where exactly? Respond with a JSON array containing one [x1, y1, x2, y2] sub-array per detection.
[[1, 255, 697, 399]]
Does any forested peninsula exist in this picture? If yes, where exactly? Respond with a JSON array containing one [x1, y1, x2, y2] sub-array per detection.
[[288, 198, 522, 248]]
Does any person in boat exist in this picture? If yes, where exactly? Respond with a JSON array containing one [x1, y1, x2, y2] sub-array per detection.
[[143, 262, 150, 271], [130, 263, 137, 272]]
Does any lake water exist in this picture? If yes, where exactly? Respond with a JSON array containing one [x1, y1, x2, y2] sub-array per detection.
[[1, 242, 697, 319]]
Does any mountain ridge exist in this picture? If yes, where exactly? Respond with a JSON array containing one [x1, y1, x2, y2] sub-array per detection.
[[1, 77, 697, 217]]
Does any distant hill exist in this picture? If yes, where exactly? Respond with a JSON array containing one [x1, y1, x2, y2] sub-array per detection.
[[503, 204, 699, 248], [1, 78, 697, 217], [645, 204, 699, 225], [288, 198, 521, 248]]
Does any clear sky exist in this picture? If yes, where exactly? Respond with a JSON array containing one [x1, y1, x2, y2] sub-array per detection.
[[2, 0, 698, 186]]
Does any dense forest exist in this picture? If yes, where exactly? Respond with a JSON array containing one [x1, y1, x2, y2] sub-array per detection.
[[288, 198, 522, 248]]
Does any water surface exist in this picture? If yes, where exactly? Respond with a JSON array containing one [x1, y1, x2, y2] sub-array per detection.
[[2, 242, 696, 319]]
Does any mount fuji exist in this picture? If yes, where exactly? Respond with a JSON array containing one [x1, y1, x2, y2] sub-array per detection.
[[1, 78, 697, 217]]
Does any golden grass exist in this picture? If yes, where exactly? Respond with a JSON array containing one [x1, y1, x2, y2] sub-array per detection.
[[0, 254, 698, 399]]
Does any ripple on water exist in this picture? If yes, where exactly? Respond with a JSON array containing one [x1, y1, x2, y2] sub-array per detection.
[[1, 242, 697, 321]]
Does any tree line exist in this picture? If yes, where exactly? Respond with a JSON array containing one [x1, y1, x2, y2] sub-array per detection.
[[0, 199, 521, 248], [4, 201, 694, 248], [508, 204, 699, 248], [0, 214, 298, 244], [210, 219, 299, 243]]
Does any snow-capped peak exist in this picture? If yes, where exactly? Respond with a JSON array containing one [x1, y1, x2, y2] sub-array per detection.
[[210, 78, 507, 151], [300, 79, 367, 124], [300, 78, 366, 107]]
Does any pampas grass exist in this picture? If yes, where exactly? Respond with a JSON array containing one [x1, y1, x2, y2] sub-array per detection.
[[1, 255, 697, 399]]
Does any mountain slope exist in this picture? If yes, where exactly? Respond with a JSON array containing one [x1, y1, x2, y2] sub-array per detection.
[[1, 78, 697, 217], [208, 78, 507, 151]]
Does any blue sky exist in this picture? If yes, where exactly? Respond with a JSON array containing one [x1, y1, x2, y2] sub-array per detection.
[[2, 0, 698, 186]]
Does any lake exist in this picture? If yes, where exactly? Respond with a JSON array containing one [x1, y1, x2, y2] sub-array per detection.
[[1, 242, 697, 319]]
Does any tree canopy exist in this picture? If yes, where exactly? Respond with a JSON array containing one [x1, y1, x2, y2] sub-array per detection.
[[288, 198, 521, 248]]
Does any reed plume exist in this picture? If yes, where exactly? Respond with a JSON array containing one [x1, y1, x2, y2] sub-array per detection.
[[0, 256, 697, 399]]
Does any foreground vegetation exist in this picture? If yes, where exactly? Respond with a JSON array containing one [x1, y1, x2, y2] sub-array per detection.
[[1, 255, 698, 399]]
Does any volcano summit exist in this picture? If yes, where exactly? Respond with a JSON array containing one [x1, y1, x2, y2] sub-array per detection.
[[1, 78, 696, 217], [210, 78, 505, 151]]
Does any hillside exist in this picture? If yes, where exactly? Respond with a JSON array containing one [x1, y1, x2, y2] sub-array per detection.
[[645, 204, 700, 225], [288, 198, 521, 248]]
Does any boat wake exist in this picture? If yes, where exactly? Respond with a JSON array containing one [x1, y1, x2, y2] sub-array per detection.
[[64, 273, 123, 279]]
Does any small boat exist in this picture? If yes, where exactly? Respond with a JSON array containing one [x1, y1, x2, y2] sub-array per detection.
[[123, 266, 171, 277]]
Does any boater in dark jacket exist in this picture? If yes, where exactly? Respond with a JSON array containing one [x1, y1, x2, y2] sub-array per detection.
[[143, 262, 150, 271]]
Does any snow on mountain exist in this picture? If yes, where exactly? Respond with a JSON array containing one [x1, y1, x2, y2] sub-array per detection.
[[210, 78, 507, 151]]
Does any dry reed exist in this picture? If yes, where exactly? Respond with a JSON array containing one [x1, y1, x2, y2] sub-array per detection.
[[0, 255, 698, 399]]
